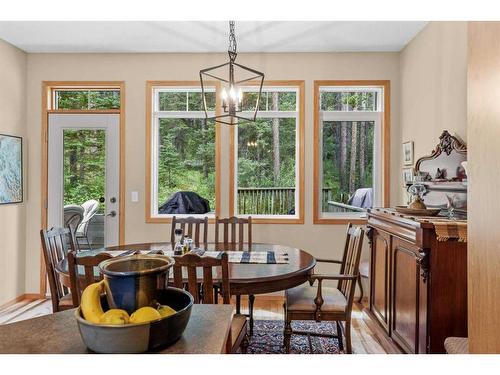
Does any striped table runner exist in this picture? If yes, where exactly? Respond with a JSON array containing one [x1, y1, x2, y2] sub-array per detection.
[[103, 250, 289, 264], [205, 251, 289, 264]]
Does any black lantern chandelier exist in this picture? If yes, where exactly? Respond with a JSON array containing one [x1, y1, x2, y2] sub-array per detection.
[[200, 21, 265, 125]]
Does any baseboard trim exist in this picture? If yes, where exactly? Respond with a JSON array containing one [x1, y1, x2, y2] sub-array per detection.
[[0, 294, 42, 311]]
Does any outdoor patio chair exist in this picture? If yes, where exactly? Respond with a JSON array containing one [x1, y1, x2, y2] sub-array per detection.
[[63, 204, 84, 250], [76, 199, 99, 250]]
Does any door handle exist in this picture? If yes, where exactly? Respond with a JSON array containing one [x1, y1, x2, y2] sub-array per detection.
[[107, 211, 117, 217]]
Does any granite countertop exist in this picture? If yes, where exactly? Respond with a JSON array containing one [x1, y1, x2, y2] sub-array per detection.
[[0, 304, 234, 354]]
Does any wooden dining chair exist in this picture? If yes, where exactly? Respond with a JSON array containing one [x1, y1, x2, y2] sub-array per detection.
[[172, 252, 249, 354], [170, 216, 209, 248], [214, 216, 255, 334], [215, 216, 252, 251], [40, 227, 76, 313], [283, 224, 365, 354], [67, 250, 112, 306]]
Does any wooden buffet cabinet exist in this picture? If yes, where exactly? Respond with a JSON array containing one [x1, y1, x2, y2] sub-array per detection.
[[367, 208, 468, 353]]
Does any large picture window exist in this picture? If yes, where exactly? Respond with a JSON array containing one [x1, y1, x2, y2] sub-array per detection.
[[314, 81, 390, 223], [147, 83, 218, 221], [232, 82, 304, 223]]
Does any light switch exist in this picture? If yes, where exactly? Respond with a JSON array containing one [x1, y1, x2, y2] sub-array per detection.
[[131, 191, 139, 202]]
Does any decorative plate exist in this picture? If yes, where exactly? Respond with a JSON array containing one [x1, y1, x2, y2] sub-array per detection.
[[394, 206, 441, 216]]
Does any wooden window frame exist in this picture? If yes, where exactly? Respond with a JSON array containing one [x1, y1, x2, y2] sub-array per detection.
[[313, 80, 391, 225], [40, 81, 126, 297], [51, 87, 121, 111], [229, 80, 305, 224], [145, 81, 221, 223]]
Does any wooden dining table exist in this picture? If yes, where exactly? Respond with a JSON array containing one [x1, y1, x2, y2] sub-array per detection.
[[56, 242, 315, 296]]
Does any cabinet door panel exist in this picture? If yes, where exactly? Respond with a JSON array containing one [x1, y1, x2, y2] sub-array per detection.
[[370, 229, 391, 333], [391, 238, 421, 354]]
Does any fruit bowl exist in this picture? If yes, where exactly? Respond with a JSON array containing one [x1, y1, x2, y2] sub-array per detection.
[[75, 287, 193, 353]]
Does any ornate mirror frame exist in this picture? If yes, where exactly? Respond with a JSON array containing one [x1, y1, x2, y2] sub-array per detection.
[[414, 130, 467, 182]]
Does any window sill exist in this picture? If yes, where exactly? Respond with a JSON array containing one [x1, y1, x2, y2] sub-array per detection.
[[249, 217, 304, 224], [313, 215, 368, 225], [146, 214, 216, 224]]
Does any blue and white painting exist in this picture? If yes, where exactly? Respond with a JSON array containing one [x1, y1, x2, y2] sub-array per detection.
[[0, 134, 22, 204]]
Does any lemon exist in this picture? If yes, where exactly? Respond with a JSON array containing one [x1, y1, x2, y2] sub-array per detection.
[[99, 309, 130, 325], [130, 306, 161, 324], [157, 305, 176, 318]]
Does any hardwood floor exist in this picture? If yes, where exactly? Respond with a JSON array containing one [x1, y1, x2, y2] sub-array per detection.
[[0, 295, 399, 354]]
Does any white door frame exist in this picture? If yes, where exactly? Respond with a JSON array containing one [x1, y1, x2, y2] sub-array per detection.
[[47, 113, 120, 247]]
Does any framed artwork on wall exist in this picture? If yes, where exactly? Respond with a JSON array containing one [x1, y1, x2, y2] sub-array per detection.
[[0, 134, 23, 204], [403, 140, 414, 165]]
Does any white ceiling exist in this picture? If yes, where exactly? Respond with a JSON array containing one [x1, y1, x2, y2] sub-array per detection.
[[0, 21, 428, 53]]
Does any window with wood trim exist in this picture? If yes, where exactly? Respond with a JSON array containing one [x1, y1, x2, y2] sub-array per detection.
[[147, 84, 219, 220], [232, 82, 304, 222], [52, 89, 120, 110], [314, 81, 389, 223]]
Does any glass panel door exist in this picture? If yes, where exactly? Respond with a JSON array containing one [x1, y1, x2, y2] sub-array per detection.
[[48, 114, 120, 248]]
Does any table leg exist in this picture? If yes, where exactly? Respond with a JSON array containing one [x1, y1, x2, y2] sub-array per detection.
[[248, 294, 255, 336], [236, 295, 241, 314]]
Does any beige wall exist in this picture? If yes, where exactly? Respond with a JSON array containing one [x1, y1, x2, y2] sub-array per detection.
[[0, 39, 27, 305], [467, 22, 500, 353], [400, 22, 468, 203], [24, 52, 401, 294]]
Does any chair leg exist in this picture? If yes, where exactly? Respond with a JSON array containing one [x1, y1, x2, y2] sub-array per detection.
[[283, 302, 292, 353], [240, 334, 249, 354], [213, 285, 219, 304], [248, 294, 255, 336], [357, 274, 364, 303], [345, 320, 352, 354], [236, 295, 241, 314], [75, 237, 82, 251], [85, 235, 92, 251], [336, 321, 344, 352]]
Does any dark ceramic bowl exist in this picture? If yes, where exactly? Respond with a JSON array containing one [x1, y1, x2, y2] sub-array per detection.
[[76, 287, 194, 353], [99, 254, 174, 314]]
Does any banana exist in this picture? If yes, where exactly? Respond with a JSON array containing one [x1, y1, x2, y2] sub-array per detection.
[[81, 280, 105, 324]]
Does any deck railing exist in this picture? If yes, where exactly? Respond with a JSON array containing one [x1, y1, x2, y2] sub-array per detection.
[[238, 187, 295, 215], [237, 187, 334, 215]]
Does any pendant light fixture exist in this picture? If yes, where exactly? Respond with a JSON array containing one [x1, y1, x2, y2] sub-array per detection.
[[200, 21, 265, 125]]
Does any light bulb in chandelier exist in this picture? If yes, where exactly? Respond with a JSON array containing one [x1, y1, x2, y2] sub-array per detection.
[[221, 87, 228, 109], [229, 86, 237, 101], [237, 87, 243, 104]]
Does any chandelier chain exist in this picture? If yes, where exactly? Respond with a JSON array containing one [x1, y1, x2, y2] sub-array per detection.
[[228, 21, 237, 57]]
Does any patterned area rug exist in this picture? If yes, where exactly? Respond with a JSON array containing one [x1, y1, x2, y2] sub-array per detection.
[[248, 320, 341, 354]]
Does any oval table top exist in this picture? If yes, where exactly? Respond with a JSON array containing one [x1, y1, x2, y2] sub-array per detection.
[[56, 242, 316, 295]]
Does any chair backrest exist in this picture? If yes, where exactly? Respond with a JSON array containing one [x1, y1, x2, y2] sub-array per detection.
[[67, 250, 112, 306], [40, 227, 76, 312], [172, 252, 230, 304], [215, 216, 252, 251], [170, 216, 208, 247], [63, 205, 84, 246], [77, 199, 99, 235], [337, 225, 365, 308]]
